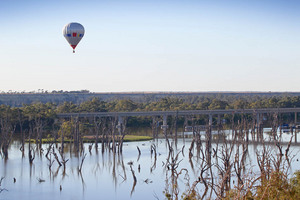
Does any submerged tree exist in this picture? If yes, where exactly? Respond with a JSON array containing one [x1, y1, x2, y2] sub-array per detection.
[[0, 105, 16, 159]]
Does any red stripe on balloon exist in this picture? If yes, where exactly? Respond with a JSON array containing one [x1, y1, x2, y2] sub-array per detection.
[[71, 45, 77, 49]]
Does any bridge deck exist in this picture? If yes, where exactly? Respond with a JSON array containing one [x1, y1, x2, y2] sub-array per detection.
[[57, 108, 300, 118]]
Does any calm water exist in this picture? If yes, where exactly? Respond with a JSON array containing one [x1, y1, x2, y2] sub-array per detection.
[[1, 128, 300, 200]]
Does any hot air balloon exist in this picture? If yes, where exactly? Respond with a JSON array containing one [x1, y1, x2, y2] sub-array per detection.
[[63, 22, 85, 53]]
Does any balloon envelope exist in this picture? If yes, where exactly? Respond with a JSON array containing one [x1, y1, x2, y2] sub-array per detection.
[[63, 22, 85, 52]]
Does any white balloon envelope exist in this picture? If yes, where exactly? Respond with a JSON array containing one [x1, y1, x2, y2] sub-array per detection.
[[63, 22, 85, 53]]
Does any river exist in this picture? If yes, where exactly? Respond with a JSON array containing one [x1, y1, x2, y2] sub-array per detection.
[[1, 128, 300, 199]]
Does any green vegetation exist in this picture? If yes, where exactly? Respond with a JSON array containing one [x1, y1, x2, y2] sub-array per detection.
[[2, 93, 300, 198], [122, 135, 152, 142], [224, 170, 300, 200], [26, 135, 152, 143], [56, 95, 300, 112], [1, 95, 300, 135], [169, 165, 300, 200]]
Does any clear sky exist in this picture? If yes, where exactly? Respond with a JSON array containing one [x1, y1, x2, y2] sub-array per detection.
[[0, 0, 299, 92]]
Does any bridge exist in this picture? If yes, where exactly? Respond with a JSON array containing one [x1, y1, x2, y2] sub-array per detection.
[[57, 108, 300, 118], [57, 108, 300, 134]]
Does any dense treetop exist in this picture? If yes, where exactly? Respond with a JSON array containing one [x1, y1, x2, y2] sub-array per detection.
[[2, 91, 300, 107], [2, 94, 300, 115], [0, 94, 300, 131]]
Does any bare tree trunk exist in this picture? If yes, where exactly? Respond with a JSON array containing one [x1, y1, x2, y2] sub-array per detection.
[[93, 116, 101, 151], [119, 118, 127, 153], [17, 109, 25, 157], [0, 111, 16, 160], [28, 125, 35, 164], [34, 117, 45, 150], [74, 117, 80, 153]]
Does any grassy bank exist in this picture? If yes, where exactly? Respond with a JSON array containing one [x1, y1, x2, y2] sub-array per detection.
[[26, 135, 153, 144]]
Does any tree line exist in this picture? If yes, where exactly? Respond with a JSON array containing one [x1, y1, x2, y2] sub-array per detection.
[[1, 95, 300, 132], [2, 91, 300, 107], [57, 95, 300, 112], [0, 95, 300, 159]]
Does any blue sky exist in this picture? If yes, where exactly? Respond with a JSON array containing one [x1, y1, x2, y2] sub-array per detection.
[[0, 0, 300, 92]]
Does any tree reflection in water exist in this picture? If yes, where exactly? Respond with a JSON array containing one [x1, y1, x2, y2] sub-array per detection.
[[0, 123, 299, 199]]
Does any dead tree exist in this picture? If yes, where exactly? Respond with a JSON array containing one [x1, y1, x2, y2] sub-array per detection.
[[35, 116, 45, 150], [101, 118, 108, 154], [129, 164, 137, 196], [164, 143, 188, 200], [53, 148, 62, 167], [136, 146, 141, 162], [78, 153, 87, 173], [174, 112, 178, 141], [150, 144, 157, 172], [45, 143, 54, 170], [215, 130, 235, 198], [16, 108, 26, 157], [151, 116, 159, 138], [73, 117, 80, 153], [93, 116, 102, 151], [109, 117, 118, 154], [0, 106, 16, 160], [28, 125, 35, 164], [0, 119, 15, 160], [118, 117, 128, 153], [256, 143, 272, 183], [59, 147, 69, 173]]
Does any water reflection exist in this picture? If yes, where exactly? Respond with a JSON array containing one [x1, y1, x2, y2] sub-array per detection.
[[0, 128, 300, 199]]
